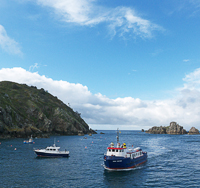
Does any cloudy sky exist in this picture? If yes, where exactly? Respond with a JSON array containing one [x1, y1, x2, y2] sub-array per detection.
[[1, 0, 200, 130]]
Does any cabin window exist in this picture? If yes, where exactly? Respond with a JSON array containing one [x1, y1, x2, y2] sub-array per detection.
[[112, 149, 115, 152], [122, 149, 124, 152], [116, 149, 118, 152], [109, 149, 111, 152], [53, 149, 56, 151]]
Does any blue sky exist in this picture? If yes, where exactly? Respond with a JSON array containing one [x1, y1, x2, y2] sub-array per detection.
[[1, 0, 200, 130]]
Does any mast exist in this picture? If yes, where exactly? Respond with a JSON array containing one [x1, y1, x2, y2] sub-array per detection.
[[54, 138, 56, 147], [117, 128, 119, 143]]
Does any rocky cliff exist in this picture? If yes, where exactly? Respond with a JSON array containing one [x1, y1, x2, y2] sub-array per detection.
[[146, 121, 187, 134], [0, 81, 96, 138]]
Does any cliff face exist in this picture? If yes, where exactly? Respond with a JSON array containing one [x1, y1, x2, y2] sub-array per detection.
[[0, 81, 96, 138]]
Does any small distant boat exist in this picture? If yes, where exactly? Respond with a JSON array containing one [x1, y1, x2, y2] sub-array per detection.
[[23, 135, 34, 144], [34, 141, 69, 157], [103, 129, 147, 171]]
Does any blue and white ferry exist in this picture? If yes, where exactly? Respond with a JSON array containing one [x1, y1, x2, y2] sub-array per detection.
[[103, 129, 147, 171]]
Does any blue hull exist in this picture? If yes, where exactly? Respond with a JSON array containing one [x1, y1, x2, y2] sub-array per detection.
[[24, 142, 33, 144], [104, 152, 147, 170], [35, 151, 69, 158]]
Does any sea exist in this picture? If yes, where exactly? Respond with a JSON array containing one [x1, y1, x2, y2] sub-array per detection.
[[0, 130, 200, 188]]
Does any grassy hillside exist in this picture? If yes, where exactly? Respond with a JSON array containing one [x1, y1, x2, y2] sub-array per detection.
[[0, 81, 95, 138]]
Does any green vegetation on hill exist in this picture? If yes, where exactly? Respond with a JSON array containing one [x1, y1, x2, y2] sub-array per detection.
[[0, 81, 95, 138]]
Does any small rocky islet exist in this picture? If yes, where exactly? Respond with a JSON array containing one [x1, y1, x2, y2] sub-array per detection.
[[145, 121, 200, 135]]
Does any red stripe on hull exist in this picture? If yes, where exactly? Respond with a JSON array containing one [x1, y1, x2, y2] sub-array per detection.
[[107, 147, 125, 150]]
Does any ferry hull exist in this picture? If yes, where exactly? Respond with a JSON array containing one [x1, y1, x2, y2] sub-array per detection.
[[103, 152, 147, 171], [34, 151, 69, 158]]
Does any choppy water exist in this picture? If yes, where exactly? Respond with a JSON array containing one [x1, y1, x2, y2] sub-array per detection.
[[1, 130, 200, 188]]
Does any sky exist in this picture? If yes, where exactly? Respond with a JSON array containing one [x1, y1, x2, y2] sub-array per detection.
[[1, 0, 200, 130]]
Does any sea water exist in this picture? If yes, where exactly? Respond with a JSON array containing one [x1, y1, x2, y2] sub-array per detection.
[[0, 130, 200, 188]]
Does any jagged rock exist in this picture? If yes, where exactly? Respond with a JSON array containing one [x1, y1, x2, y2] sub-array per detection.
[[146, 122, 187, 135], [141, 129, 144, 132], [0, 81, 97, 138], [78, 131, 84, 136], [166, 122, 187, 135], [188, 127, 200, 135], [146, 126, 166, 134]]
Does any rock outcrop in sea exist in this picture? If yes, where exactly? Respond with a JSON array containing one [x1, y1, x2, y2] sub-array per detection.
[[166, 122, 187, 134], [146, 121, 187, 134], [188, 127, 200, 135], [0, 81, 96, 138], [145, 126, 166, 134]]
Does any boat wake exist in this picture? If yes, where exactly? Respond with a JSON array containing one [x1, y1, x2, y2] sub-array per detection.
[[143, 137, 172, 159]]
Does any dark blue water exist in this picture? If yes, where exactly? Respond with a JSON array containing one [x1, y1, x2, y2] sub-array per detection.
[[1, 130, 200, 188]]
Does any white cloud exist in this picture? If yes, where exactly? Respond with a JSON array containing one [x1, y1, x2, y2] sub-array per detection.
[[182, 68, 200, 90], [1, 67, 200, 131], [29, 63, 39, 72], [0, 25, 22, 55], [35, 0, 163, 39]]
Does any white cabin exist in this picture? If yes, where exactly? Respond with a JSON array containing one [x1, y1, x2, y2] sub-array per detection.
[[45, 144, 60, 152], [106, 142, 143, 159]]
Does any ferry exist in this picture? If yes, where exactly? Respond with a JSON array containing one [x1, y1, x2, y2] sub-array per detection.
[[103, 129, 147, 171], [34, 142, 69, 157]]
